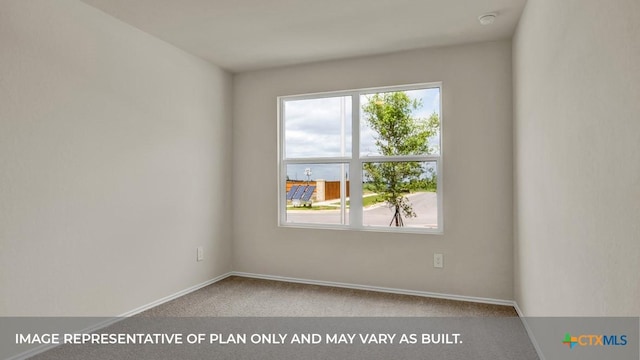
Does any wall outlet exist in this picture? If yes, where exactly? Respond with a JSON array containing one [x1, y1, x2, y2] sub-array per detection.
[[197, 247, 204, 262], [433, 253, 443, 268]]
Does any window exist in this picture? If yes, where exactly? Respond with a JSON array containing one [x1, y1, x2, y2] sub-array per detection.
[[278, 83, 442, 233]]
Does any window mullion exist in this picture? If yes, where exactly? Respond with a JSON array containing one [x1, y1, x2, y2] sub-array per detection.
[[361, 155, 437, 162], [350, 93, 363, 228], [284, 157, 351, 164], [278, 97, 286, 225], [280, 83, 442, 233]]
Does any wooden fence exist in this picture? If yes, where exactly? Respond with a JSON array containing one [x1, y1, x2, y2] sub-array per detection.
[[286, 181, 350, 202], [324, 181, 350, 201]]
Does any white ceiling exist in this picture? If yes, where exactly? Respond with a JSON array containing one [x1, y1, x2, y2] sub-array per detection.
[[81, 0, 527, 73]]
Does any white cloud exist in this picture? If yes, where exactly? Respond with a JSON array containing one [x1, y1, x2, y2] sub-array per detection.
[[284, 87, 441, 159], [284, 96, 352, 158]]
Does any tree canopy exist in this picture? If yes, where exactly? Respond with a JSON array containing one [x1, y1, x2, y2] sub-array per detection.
[[362, 91, 439, 226]]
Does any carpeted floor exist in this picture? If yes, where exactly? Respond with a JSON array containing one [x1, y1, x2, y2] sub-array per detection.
[[28, 276, 539, 359], [139, 276, 518, 317]]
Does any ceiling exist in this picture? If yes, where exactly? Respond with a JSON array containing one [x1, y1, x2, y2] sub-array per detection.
[[81, 0, 527, 73]]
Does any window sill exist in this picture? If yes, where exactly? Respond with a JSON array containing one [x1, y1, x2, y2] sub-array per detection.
[[278, 222, 443, 235]]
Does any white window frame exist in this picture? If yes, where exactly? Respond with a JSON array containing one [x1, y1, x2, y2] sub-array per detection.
[[277, 82, 443, 234]]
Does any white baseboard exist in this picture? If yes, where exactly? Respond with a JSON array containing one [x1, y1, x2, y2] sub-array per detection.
[[231, 272, 545, 359], [118, 272, 233, 318], [9, 272, 539, 360], [231, 271, 515, 307], [513, 302, 545, 360], [6, 272, 233, 360]]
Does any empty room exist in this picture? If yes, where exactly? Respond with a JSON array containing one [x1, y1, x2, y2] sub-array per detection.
[[1, 0, 638, 359]]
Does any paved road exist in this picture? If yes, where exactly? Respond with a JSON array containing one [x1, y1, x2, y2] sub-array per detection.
[[286, 192, 437, 229]]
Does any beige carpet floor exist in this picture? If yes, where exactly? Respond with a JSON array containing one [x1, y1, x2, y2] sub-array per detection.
[[139, 276, 518, 317], [30, 276, 538, 359]]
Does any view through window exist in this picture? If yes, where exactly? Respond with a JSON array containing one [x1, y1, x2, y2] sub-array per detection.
[[279, 83, 442, 233]]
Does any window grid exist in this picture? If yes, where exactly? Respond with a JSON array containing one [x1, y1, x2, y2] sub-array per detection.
[[278, 82, 443, 234]]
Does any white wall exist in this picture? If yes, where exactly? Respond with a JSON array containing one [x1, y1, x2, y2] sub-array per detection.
[[513, 0, 640, 316], [233, 41, 514, 300], [0, 0, 233, 316]]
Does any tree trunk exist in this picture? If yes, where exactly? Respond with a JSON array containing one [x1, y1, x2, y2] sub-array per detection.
[[390, 205, 404, 227]]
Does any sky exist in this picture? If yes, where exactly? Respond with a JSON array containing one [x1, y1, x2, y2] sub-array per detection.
[[284, 88, 440, 181]]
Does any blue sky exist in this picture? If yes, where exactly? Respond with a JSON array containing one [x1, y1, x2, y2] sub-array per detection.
[[284, 88, 440, 181]]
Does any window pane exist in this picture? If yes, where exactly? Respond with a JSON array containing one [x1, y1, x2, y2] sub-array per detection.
[[362, 161, 437, 229], [284, 96, 352, 158], [360, 88, 440, 157], [285, 163, 349, 225]]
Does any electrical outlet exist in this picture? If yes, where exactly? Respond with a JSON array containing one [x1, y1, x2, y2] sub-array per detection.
[[197, 247, 204, 262], [434, 253, 443, 268]]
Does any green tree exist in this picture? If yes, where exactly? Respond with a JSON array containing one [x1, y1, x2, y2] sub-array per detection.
[[362, 92, 439, 226]]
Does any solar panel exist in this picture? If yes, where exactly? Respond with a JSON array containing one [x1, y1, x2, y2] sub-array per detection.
[[286, 185, 299, 200], [291, 185, 306, 200], [300, 186, 316, 202]]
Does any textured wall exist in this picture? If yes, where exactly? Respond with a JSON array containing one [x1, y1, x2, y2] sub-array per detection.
[[513, 0, 640, 316], [0, 0, 233, 316], [233, 41, 514, 301]]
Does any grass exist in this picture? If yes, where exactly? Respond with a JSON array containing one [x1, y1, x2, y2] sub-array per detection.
[[363, 195, 384, 207], [330, 194, 384, 208], [286, 195, 383, 211], [287, 191, 435, 211]]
